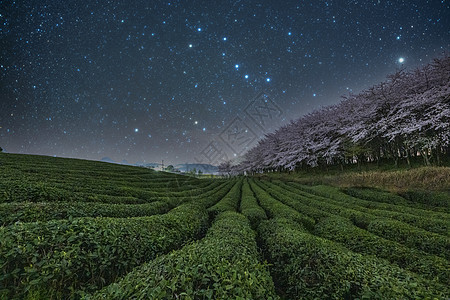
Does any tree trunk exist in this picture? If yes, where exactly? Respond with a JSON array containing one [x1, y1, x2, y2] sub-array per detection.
[[436, 145, 441, 166], [420, 149, 430, 166], [405, 149, 411, 167]]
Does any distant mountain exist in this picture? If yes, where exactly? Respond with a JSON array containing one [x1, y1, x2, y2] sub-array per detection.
[[175, 163, 218, 174], [100, 157, 116, 164], [99, 158, 216, 173], [135, 161, 161, 168]]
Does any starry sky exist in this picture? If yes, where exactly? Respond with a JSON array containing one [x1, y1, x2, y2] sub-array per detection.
[[1, 0, 449, 165]]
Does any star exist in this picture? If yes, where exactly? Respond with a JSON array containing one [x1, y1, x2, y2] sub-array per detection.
[[0, 0, 446, 165]]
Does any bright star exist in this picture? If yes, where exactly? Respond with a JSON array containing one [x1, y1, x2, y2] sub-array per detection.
[[197, 28, 202, 32], [188, 44, 193, 48], [235, 64, 239, 69], [398, 57, 405, 63], [266, 78, 271, 82], [244, 75, 249, 79], [223, 37, 227, 41], [134, 128, 139, 132]]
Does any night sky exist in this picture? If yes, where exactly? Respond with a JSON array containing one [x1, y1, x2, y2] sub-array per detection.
[[1, 1, 449, 165]]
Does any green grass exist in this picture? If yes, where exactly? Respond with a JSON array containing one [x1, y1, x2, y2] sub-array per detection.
[[0, 153, 448, 299]]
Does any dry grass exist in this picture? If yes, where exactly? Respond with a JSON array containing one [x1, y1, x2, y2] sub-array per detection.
[[261, 167, 450, 193], [327, 167, 450, 192]]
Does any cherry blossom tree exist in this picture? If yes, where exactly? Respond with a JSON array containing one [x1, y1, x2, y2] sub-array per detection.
[[235, 54, 449, 173]]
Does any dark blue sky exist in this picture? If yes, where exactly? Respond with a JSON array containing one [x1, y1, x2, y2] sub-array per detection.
[[1, 0, 449, 165]]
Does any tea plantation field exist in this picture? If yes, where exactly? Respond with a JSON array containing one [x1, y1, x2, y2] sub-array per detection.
[[0, 154, 449, 299]]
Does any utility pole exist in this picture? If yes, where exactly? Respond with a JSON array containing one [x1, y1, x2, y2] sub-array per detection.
[[161, 159, 164, 171]]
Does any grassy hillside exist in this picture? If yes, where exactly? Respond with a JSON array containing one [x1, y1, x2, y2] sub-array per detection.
[[0, 153, 448, 299], [258, 164, 450, 195]]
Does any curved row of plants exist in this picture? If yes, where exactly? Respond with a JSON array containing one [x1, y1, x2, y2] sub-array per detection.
[[0, 181, 231, 225], [288, 182, 449, 221], [0, 178, 222, 204], [239, 179, 268, 228], [282, 181, 449, 236], [0, 180, 238, 299], [264, 181, 449, 259], [0, 153, 218, 205], [86, 210, 277, 299], [257, 180, 449, 284], [249, 180, 448, 299], [267, 180, 449, 236]]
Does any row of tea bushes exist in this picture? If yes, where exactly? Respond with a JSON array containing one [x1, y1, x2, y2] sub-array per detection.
[[0, 201, 170, 225], [258, 180, 449, 284], [398, 190, 450, 208], [0, 180, 239, 300], [0, 177, 222, 205], [0, 181, 230, 225], [314, 216, 449, 284], [282, 181, 449, 236], [290, 183, 449, 223], [239, 179, 268, 228], [277, 181, 450, 259], [249, 179, 315, 230], [86, 212, 278, 299], [258, 217, 448, 299], [341, 187, 410, 205], [207, 179, 243, 219]]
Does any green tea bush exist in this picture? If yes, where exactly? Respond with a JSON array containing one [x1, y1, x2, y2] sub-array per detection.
[[294, 183, 448, 221], [0, 201, 170, 225], [249, 179, 315, 230], [399, 190, 450, 208], [262, 181, 450, 259], [86, 212, 278, 300], [256, 180, 333, 221], [367, 218, 450, 260], [258, 218, 448, 299], [342, 187, 409, 205], [207, 179, 243, 219], [0, 181, 231, 225], [280, 181, 449, 236], [314, 216, 450, 284], [240, 179, 267, 228], [0, 153, 221, 206], [0, 203, 210, 299], [259, 181, 449, 283]]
